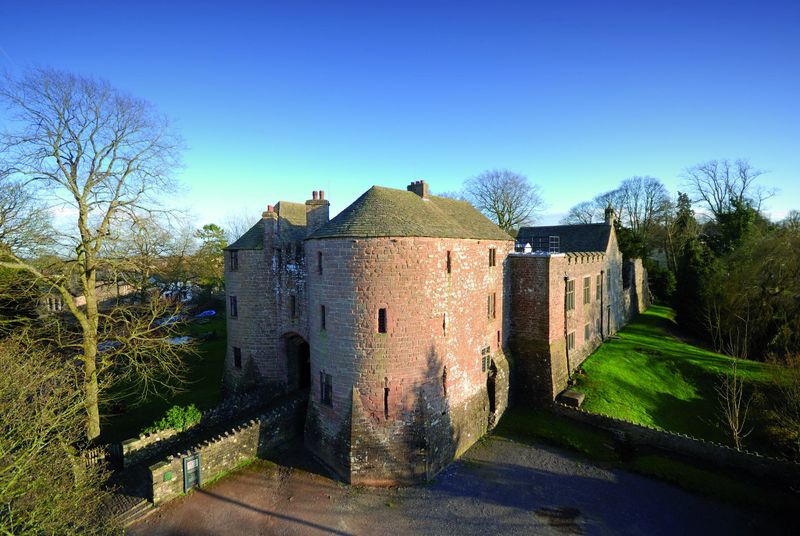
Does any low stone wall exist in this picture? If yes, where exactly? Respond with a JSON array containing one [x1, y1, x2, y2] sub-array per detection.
[[551, 403, 800, 486], [148, 394, 306, 506], [121, 391, 270, 468]]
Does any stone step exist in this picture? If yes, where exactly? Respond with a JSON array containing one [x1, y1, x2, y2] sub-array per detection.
[[116, 498, 156, 528]]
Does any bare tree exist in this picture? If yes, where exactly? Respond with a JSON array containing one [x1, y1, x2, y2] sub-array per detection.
[[222, 208, 258, 243], [683, 159, 773, 220], [463, 169, 544, 233], [715, 358, 752, 451], [0, 336, 115, 535], [560, 200, 597, 224], [0, 68, 186, 440]]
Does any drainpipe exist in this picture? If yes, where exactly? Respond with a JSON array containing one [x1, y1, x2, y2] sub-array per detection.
[[600, 269, 605, 340], [564, 273, 571, 383]]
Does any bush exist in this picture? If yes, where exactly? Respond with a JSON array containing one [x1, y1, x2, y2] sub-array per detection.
[[143, 404, 202, 434]]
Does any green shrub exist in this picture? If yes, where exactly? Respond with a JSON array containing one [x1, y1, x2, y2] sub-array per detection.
[[143, 404, 202, 434]]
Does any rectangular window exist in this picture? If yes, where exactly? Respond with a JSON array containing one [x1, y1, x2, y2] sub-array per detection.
[[481, 346, 491, 373], [488, 248, 496, 267], [446, 250, 452, 274], [487, 293, 497, 319], [321, 305, 326, 330], [583, 276, 591, 304], [566, 280, 575, 311], [229, 296, 238, 318], [567, 331, 575, 350], [233, 347, 242, 369], [596, 274, 601, 300], [549, 236, 560, 253], [318, 251, 323, 274], [230, 250, 239, 271], [378, 308, 387, 333], [295, 242, 303, 264], [320, 372, 333, 406], [290, 295, 297, 318], [585, 323, 591, 342]]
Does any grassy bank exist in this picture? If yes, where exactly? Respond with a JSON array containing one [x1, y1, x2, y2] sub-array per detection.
[[573, 305, 778, 452], [99, 317, 227, 443]]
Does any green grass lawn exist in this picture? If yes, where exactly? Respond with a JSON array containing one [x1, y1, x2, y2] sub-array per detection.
[[99, 317, 227, 444], [572, 305, 779, 453]]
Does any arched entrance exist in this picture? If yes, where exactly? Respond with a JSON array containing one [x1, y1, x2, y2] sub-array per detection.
[[284, 333, 310, 391]]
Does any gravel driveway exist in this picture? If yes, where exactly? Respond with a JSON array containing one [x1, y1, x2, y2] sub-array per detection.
[[129, 436, 792, 535]]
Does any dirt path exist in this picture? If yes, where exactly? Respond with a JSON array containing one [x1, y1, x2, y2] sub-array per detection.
[[129, 437, 792, 535]]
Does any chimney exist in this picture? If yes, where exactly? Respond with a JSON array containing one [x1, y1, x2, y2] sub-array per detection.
[[407, 180, 429, 200], [604, 204, 615, 226], [306, 188, 330, 236], [262, 204, 277, 220]]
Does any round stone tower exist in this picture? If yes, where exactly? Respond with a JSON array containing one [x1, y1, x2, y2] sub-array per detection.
[[304, 182, 513, 484]]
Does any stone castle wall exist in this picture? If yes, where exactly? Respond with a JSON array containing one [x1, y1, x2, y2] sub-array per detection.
[[304, 236, 513, 484]]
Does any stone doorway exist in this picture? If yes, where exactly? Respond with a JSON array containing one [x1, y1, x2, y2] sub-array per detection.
[[284, 333, 310, 392]]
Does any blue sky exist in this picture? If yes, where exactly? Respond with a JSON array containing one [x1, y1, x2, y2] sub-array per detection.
[[1, 0, 798, 226]]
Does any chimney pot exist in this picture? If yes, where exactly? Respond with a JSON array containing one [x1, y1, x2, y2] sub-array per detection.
[[267, 204, 274, 212], [312, 191, 318, 200], [320, 190, 325, 200]]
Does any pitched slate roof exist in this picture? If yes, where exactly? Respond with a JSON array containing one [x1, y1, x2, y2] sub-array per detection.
[[309, 186, 512, 241], [226, 219, 264, 250], [516, 223, 612, 253]]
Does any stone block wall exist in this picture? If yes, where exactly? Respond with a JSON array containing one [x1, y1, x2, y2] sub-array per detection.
[[148, 395, 306, 506], [304, 236, 513, 484], [551, 403, 800, 487], [510, 250, 630, 403]]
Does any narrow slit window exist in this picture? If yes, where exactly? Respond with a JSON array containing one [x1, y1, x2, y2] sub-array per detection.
[[230, 250, 239, 271], [318, 251, 323, 274], [290, 295, 297, 318], [320, 372, 333, 406], [487, 293, 497, 319], [497, 330, 501, 349], [446, 250, 452, 274], [295, 242, 303, 264], [384, 386, 390, 419], [488, 248, 496, 267], [442, 367, 447, 397], [229, 296, 238, 318], [378, 308, 387, 333], [233, 347, 242, 369], [321, 305, 326, 330], [567, 331, 575, 350]]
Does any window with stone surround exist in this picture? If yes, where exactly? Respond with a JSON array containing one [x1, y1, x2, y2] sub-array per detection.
[[567, 331, 575, 350], [566, 280, 575, 311], [320, 372, 333, 406], [583, 276, 591, 304], [233, 347, 242, 369], [321, 305, 326, 330], [585, 323, 591, 342], [596, 274, 601, 300], [229, 296, 238, 318], [487, 293, 496, 319], [318, 251, 323, 274], [481, 346, 491, 372], [489, 248, 496, 267], [229, 250, 239, 271], [378, 308, 387, 333]]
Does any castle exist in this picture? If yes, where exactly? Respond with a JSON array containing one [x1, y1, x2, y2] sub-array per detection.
[[223, 180, 647, 485]]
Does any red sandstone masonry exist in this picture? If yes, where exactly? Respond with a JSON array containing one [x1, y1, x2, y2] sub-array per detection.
[[305, 236, 513, 483]]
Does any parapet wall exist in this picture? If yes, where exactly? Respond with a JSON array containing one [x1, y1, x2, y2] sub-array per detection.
[[551, 403, 800, 487], [148, 394, 306, 505]]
